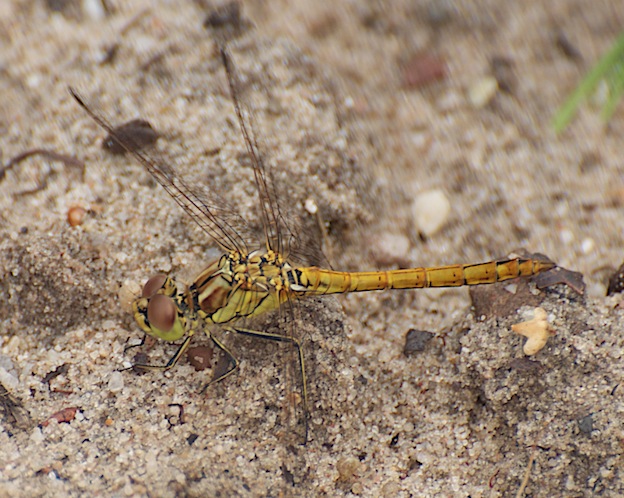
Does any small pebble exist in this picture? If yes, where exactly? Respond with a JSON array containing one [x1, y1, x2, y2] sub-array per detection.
[[304, 198, 318, 214], [83, 0, 106, 21], [511, 307, 553, 355], [607, 262, 624, 295], [371, 232, 410, 266], [30, 427, 44, 443], [577, 413, 593, 434], [108, 371, 125, 393], [404, 329, 434, 355], [412, 189, 451, 236], [336, 456, 362, 482], [580, 237, 595, 254], [187, 346, 214, 371], [67, 206, 87, 227], [490, 56, 516, 93], [102, 119, 159, 155], [468, 76, 498, 108], [403, 53, 447, 88]]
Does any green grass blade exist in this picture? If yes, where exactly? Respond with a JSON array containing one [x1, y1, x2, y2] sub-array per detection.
[[552, 31, 624, 132]]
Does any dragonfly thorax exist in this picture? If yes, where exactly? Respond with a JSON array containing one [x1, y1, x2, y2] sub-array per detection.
[[131, 250, 298, 344], [190, 249, 294, 325]]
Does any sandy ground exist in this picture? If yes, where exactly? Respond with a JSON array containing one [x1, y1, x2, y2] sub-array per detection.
[[1, 0, 623, 496]]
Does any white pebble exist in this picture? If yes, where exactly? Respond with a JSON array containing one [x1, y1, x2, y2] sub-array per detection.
[[413, 189, 451, 236], [581, 237, 595, 254], [304, 198, 318, 214], [30, 427, 44, 443], [0, 367, 18, 390], [468, 77, 498, 108], [503, 283, 518, 294], [82, 0, 106, 21], [108, 371, 125, 393]]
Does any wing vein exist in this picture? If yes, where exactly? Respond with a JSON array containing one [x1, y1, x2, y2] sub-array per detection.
[[69, 87, 247, 254]]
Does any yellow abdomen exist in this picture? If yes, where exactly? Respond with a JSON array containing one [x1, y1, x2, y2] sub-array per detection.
[[294, 257, 555, 295]]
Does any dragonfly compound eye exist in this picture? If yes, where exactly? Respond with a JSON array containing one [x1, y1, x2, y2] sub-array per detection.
[[147, 294, 177, 332], [142, 274, 168, 298]]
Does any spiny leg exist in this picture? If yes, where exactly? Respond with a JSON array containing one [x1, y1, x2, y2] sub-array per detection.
[[128, 335, 194, 372], [124, 334, 148, 353], [198, 333, 240, 391], [224, 326, 309, 444], [125, 326, 309, 443], [124, 330, 240, 385]]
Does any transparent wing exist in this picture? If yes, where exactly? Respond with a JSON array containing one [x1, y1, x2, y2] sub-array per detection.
[[70, 87, 251, 255], [220, 44, 316, 442], [219, 45, 296, 258], [218, 44, 332, 270]]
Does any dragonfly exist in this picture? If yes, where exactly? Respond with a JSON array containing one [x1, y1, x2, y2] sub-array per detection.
[[69, 45, 555, 443]]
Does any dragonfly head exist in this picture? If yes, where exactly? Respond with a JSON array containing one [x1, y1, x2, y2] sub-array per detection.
[[132, 274, 188, 342]]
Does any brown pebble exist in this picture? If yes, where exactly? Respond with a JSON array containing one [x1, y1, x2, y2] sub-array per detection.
[[402, 53, 447, 88], [102, 119, 159, 155], [533, 266, 585, 294], [470, 277, 543, 320], [187, 346, 215, 371], [607, 262, 624, 296], [490, 56, 516, 93], [67, 206, 87, 227], [41, 406, 78, 427]]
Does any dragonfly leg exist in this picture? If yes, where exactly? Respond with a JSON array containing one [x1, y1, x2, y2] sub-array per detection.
[[130, 335, 194, 372], [123, 334, 147, 353], [198, 333, 240, 392], [227, 326, 309, 444]]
